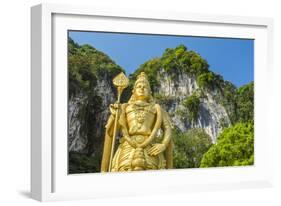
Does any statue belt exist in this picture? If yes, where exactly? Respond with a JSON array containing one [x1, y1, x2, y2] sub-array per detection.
[[120, 135, 149, 144]]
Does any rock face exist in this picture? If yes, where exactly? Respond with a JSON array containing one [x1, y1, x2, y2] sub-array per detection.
[[197, 94, 230, 142], [68, 93, 87, 152], [155, 70, 231, 142], [68, 74, 117, 154]]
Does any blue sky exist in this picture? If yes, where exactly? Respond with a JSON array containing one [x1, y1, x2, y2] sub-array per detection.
[[69, 31, 254, 87]]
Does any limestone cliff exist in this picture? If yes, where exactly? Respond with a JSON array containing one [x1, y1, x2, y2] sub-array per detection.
[[154, 70, 231, 142]]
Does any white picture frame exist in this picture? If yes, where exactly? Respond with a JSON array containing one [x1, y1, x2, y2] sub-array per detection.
[[31, 3, 274, 202]]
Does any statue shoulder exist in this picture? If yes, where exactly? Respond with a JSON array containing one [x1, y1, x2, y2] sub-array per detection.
[[120, 103, 129, 114], [154, 103, 166, 113], [155, 104, 173, 127], [124, 103, 133, 113]]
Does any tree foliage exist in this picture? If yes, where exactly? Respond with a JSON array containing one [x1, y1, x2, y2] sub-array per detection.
[[200, 122, 254, 167], [197, 72, 216, 89], [235, 82, 254, 123], [161, 44, 210, 77], [214, 81, 254, 124], [173, 128, 213, 168], [68, 37, 124, 96]]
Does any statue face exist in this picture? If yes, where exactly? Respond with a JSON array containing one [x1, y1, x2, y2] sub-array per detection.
[[134, 82, 149, 100]]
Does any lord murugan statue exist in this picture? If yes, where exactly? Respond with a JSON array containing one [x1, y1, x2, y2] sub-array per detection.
[[101, 72, 173, 172]]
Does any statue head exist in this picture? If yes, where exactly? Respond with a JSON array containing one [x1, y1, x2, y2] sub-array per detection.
[[128, 72, 154, 103]]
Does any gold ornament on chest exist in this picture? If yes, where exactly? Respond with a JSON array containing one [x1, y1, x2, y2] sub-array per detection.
[[135, 109, 146, 127]]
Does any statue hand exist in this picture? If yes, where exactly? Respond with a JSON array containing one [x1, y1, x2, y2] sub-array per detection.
[[124, 135, 138, 149], [129, 139, 139, 148], [147, 144, 166, 156], [109, 103, 120, 115]]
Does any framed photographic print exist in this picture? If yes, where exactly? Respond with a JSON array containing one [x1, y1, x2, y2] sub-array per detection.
[[31, 3, 274, 201]]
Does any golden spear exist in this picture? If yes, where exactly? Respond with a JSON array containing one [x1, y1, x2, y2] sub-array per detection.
[[108, 72, 129, 172]]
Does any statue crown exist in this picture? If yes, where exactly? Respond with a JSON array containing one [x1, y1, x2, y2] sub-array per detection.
[[138, 72, 148, 79], [135, 72, 149, 85]]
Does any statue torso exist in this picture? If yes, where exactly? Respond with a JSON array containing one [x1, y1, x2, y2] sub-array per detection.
[[125, 102, 156, 136]]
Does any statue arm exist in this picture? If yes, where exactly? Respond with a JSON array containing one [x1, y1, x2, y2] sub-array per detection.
[[161, 109, 172, 148], [147, 107, 173, 162], [161, 109, 173, 169]]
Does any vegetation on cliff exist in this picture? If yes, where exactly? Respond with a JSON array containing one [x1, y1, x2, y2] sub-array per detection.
[[129, 44, 211, 92], [68, 37, 124, 96], [235, 82, 254, 123]]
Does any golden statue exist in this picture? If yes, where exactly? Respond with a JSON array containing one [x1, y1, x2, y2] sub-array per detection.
[[101, 72, 173, 172]]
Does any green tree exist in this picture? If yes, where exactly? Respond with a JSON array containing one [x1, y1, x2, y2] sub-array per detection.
[[235, 82, 254, 123], [197, 72, 215, 89], [200, 122, 254, 167], [173, 128, 213, 168]]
